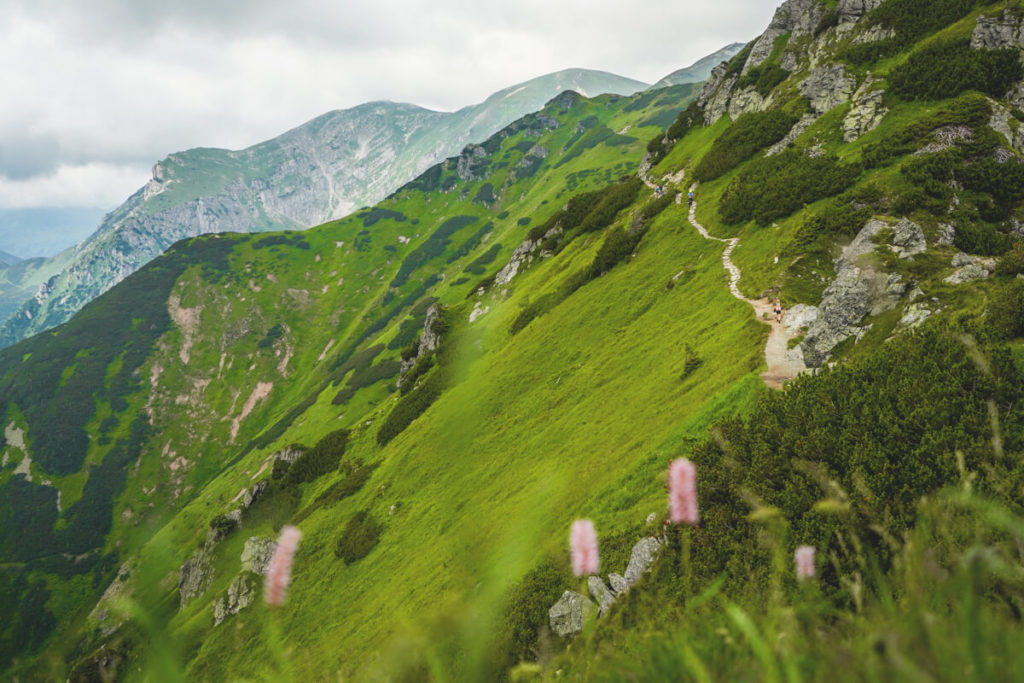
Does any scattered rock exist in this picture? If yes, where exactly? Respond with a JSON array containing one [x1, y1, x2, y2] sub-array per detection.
[[971, 10, 1024, 51], [937, 223, 956, 246], [900, 302, 934, 329], [624, 537, 662, 586], [782, 304, 819, 332], [843, 78, 888, 142], [241, 537, 277, 575], [213, 572, 260, 626], [608, 573, 629, 596], [766, 114, 818, 156], [945, 264, 990, 285], [588, 576, 617, 616], [799, 65, 857, 116], [548, 591, 595, 638], [178, 547, 215, 609], [890, 218, 926, 259]]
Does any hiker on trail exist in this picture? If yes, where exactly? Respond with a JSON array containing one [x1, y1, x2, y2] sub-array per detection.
[[773, 300, 783, 323], [688, 190, 694, 206]]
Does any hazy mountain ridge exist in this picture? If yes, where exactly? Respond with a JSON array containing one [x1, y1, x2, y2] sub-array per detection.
[[650, 42, 748, 88], [6, 0, 1024, 678], [0, 69, 649, 349]]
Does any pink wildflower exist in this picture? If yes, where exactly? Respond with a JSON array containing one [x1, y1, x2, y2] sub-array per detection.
[[795, 545, 816, 580], [570, 519, 600, 576], [264, 525, 302, 607], [668, 458, 699, 525]]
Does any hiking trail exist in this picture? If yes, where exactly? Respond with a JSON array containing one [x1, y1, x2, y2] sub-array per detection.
[[640, 165, 807, 389]]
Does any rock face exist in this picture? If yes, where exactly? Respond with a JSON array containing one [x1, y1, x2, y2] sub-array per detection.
[[178, 547, 215, 609], [890, 218, 927, 259], [945, 253, 997, 284], [608, 573, 629, 596], [624, 537, 662, 586], [588, 576, 617, 616], [548, 591, 595, 638], [212, 572, 260, 626], [699, 70, 741, 125], [843, 78, 888, 142], [398, 303, 446, 386], [767, 114, 819, 156], [745, 0, 826, 73], [837, 0, 884, 24], [801, 219, 916, 367], [241, 537, 277, 575], [783, 304, 820, 332], [495, 237, 542, 287], [800, 66, 858, 116], [971, 11, 1024, 51]]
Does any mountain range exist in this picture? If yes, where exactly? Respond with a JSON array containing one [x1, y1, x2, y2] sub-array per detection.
[[4, 1, 1024, 679]]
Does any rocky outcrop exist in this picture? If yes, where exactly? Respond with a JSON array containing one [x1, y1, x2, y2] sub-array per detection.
[[989, 102, 1024, 155], [698, 65, 740, 125], [837, 0, 884, 25], [782, 304, 820, 332], [588, 576, 617, 616], [212, 572, 260, 626], [494, 237, 543, 287], [608, 573, 629, 596], [801, 219, 918, 367], [945, 253, 997, 284], [728, 87, 768, 120], [549, 591, 594, 638], [971, 10, 1024, 51], [843, 78, 888, 142], [800, 66, 858, 116], [178, 546, 215, 609], [890, 218, 927, 259], [745, 0, 826, 73], [456, 145, 488, 182], [767, 114, 819, 156], [851, 25, 896, 44], [398, 303, 444, 385], [937, 223, 957, 246], [624, 537, 662, 586], [240, 537, 277, 575]]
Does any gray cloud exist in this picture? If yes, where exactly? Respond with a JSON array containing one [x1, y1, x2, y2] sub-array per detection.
[[0, 0, 777, 208]]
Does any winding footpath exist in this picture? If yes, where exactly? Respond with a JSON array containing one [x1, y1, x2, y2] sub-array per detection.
[[641, 165, 807, 388]]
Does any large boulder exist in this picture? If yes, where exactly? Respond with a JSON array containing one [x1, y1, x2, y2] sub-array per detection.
[[588, 576, 617, 616], [548, 591, 595, 638], [890, 218, 927, 259], [178, 547, 215, 609], [971, 11, 1024, 51], [800, 66, 857, 116], [212, 572, 260, 626], [241, 536, 277, 575], [608, 573, 630, 597], [624, 537, 662, 586]]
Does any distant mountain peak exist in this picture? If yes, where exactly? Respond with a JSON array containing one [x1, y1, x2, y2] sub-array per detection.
[[650, 42, 748, 89]]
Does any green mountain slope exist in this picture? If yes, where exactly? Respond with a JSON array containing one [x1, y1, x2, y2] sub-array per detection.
[[5, 0, 1024, 679]]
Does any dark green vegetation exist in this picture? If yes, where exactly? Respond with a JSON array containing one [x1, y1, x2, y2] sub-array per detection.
[[889, 40, 1022, 100], [693, 111, 798, 182], [5, 3, 1024, 679]]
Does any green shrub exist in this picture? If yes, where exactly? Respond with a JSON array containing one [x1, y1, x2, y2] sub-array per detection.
[[510, 293, 563, 336], [986, 279, 1024, 340], [889, 40, 1022, 101], [693, 111, 799, 182], [839, 38, 900, 66], [720, 149, 862, 226], [640, 193, 676, 221], [586, 226, 644, 280], [390, 215, 480, 288], [501, 558, 567, 664], [466, 243, 502, 275], [736, 63, 790, 97], [292, 462, 380, 524], [282, 428, 350, 486], [868, 0, 988, 45], [334, 510, 383, 564], [995, 244, 1024, 277], [400, 353, 435, 395], [377, 366, 447, 445]]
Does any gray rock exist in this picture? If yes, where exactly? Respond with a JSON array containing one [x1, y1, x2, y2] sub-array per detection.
[[766, 114, 818, 156], [398, 303, 445, 387], [273, 446, 304, 466], [837, 0, 884, 24], [745, 0, 825, 73], [608, 573, 629, 596], [494, 237, 541, 286], [624, 537, 662, 586], [588, 576, 617, 616], [801, 219, 910, 367], [971, 11, 1024, 51], [851, 24, 896, 44], [241, 536, 277, 575], [945, 264, 990, 285], [900, 302, 934, 329], [952, 253, 998, 271], [1010, 219, 1024, 242], [548, 591, 595, 638], [178, 547, 215, 609], [456, 144, 488, 182], [242, 480, 268, 509], [213, 572, 260, 626], [728, 86, 768, 119], [843, 78, 888, 142], [937, 223, 957, 246], [800, 66, 857, 115], [782, 304, 819, 332], [890, 218, 926, 259], [645, 512, 658, 525], [700, 73, 739, 125]]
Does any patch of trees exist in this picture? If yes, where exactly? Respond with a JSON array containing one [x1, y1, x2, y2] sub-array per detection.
[[390, 215, 480, 288], [868, 0, 989, 45], [334, 510, 383, 564], [889, 40, 1022, 101], [719, 149, 861, 226], [693, 111, 799, 182]]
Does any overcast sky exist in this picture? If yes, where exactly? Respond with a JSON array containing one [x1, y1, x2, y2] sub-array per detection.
[[0, 0, 775, 210]]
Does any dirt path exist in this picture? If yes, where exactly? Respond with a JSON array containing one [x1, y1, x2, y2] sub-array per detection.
[[641, 164, 805, 388]]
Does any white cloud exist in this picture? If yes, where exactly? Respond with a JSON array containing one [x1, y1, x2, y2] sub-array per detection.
[[0, 162, 149, 209], [0, 0, 778, 210]]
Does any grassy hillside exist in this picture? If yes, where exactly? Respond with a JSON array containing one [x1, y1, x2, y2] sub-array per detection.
[[5, 0, 1024, 679]]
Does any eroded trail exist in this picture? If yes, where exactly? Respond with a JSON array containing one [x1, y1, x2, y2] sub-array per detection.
[[642, 166, 806, 388]]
